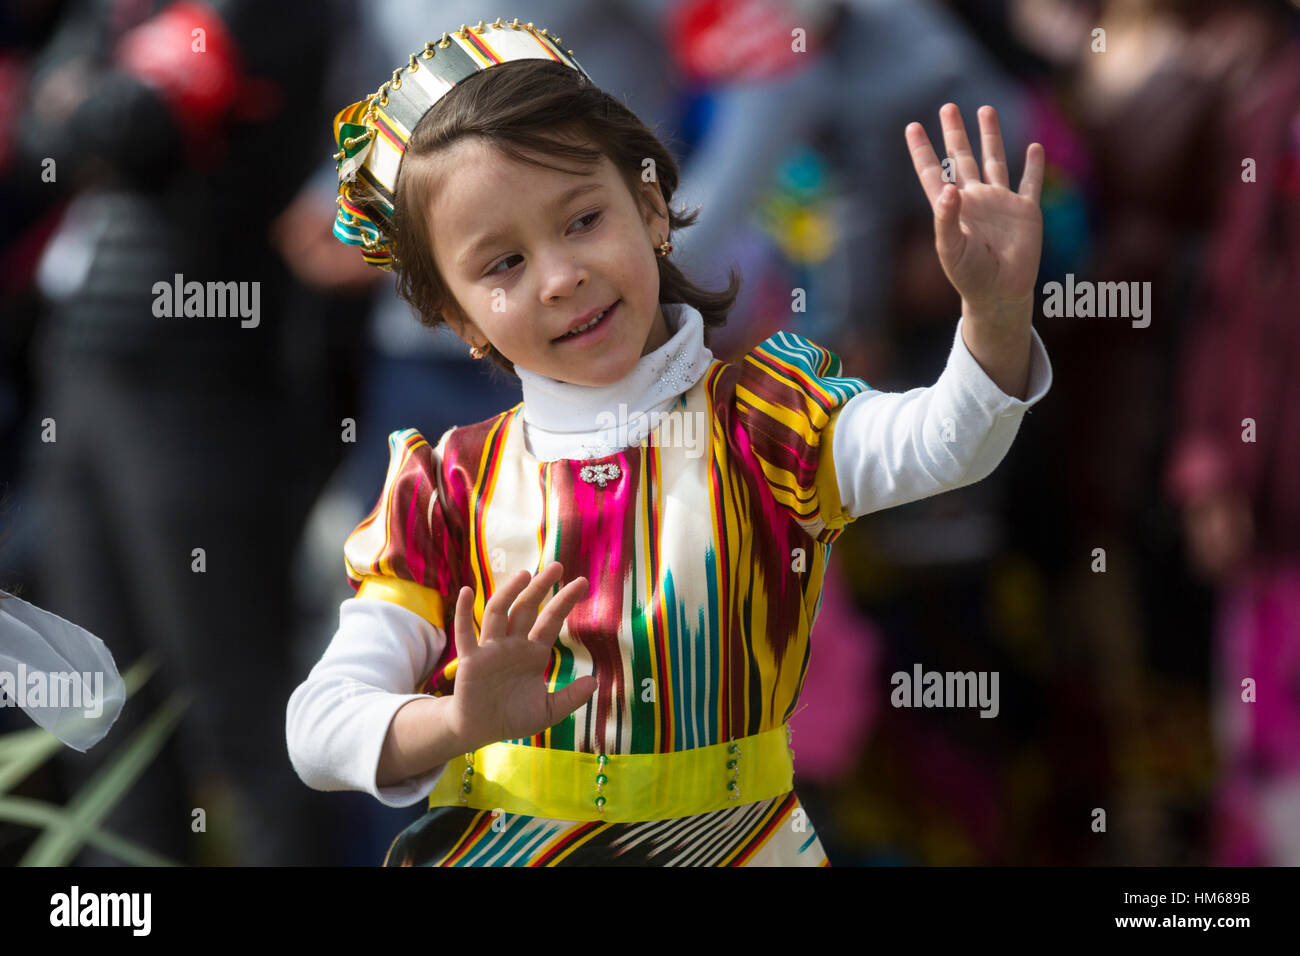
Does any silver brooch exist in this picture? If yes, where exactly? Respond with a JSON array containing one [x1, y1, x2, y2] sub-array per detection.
[[579, 463, 621, 487]]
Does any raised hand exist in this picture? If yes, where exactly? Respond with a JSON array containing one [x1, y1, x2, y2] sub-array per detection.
[[906, 104, 1045, 319], [449, 561, 597, 747]]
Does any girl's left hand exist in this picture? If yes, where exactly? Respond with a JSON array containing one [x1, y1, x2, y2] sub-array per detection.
[[905, 104, 1045, 316]]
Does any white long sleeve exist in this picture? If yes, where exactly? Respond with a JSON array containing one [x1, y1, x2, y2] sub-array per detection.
[[832, 316, 1052, 518], [286, 597, 449, 808]]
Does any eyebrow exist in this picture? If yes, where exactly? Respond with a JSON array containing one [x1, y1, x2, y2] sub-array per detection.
[[458, 181, 605, 270]]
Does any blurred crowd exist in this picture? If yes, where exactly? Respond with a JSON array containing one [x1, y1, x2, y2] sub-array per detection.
[[1, 0, 1297, 866]]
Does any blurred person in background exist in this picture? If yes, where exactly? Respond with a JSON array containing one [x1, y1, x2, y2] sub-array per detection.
[[0, 1, 70, 585], [940, 0, 1298, 865], [12, 0, 345, 864], [1023, 0, 1298, 864], [1162, 0, 1300, 866]]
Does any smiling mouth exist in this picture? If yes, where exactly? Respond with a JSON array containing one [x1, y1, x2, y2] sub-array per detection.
[[554, 301, 618, 342]]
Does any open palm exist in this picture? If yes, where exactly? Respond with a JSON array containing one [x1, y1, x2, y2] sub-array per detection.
[[906, 104, 1045, 312], [450, 562, 597, 747]]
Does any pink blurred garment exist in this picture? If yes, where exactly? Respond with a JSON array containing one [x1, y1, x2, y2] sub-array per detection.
[[1212, 559, 1300, 865], [788, 558, 879, 784]]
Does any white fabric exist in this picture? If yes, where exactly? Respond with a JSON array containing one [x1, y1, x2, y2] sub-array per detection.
[[833, 315, 1052, 518], [515, 303, 715, 462], [286, 598, 449, 807], [286, 306, 1052, 805], [0, 592, 125, 752]]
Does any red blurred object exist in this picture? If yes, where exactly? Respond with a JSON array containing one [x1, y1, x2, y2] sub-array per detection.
[[668, 0, 824, 85], [116, 2, 239, 123], [114, 1, 281, 169]]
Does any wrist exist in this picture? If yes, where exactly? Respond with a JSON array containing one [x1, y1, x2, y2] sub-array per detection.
[[444, 694, 490, 755], [961, 294, 1034, 329], [959, 303, 1034, 401], [379, 694, 478, 788]]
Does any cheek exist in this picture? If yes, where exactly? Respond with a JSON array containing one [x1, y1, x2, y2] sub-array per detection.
[[608, 236, 655, 289]]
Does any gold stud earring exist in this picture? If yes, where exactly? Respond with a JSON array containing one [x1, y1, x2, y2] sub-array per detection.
[[469, 342, 488, 360], [656, 237, 672, 258]]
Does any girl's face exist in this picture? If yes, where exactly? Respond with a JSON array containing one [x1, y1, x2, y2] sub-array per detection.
[[425, 137, 672, 386]]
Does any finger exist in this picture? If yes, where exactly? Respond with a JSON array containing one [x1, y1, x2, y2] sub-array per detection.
[[977, 105, 1010, 189], [939, 103, 982, 187], [507, 561, 564, 638], [548, 675, 598, 725], [934, 184, 966, 266], [529, 576, 589, 645], [905, 121, 947, 206], [453, 586, 478, 656], [480, 569, 533, 642], [1018, 142, 1045, 204]]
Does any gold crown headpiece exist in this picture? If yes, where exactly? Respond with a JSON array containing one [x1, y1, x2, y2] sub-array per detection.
[[332, 18, 591, 270]]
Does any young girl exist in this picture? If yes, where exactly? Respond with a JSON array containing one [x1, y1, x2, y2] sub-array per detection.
[[287, 18, 1052, 866]]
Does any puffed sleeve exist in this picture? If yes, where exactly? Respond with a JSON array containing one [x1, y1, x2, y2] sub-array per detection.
[[731, 331, 874, 544], [343, 427, 464, 635], [287, 428, 467, 807]]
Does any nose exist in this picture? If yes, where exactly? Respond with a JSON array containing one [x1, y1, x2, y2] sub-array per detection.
[[537, 246, 587, 304]]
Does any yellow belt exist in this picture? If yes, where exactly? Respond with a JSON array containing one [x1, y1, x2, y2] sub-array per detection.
[[427, 724, 794, 822]]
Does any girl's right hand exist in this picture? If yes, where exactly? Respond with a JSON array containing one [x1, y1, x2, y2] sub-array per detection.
[[448, 562, 597, 748]]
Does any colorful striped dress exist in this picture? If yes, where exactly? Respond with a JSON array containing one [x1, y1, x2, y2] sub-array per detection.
[[343, 330, 872, 866]]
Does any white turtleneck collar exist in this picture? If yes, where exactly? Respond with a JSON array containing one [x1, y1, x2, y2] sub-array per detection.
[[515, 302, 715, 462]]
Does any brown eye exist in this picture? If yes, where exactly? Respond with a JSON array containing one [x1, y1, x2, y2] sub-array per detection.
[[487, 254, 522, 276]]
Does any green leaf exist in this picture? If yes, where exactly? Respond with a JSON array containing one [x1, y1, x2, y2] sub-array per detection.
[[20, 691, 188, 866], [0, 795, 177, 866]]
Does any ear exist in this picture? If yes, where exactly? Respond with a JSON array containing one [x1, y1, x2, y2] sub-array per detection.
[[638, 177, 669, 237], [440, 302, 482, 349]]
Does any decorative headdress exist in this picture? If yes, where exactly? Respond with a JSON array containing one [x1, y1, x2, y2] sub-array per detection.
[[332, 18, 592, 271]]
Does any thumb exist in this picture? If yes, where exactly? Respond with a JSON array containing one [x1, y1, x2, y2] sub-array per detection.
[[551, 675, 598, 721], [934, 184, 965, 265]]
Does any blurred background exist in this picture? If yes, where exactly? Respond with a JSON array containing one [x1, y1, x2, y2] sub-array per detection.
[[1, 0, 1298, 865]]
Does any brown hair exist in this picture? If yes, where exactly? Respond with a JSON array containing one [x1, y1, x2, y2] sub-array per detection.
[[347, 57, 741, 380]]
